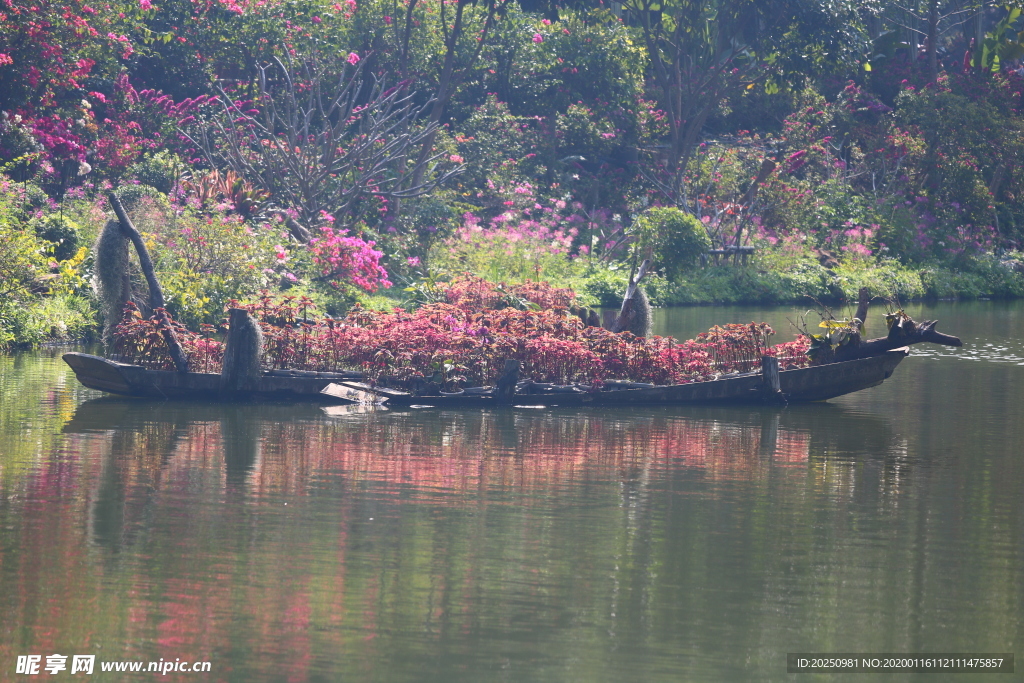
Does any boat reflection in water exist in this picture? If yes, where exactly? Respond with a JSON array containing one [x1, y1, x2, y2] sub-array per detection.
[[0, 393, 920, 681], [63, 397, 901, 540], [66, 398, 898, 482]]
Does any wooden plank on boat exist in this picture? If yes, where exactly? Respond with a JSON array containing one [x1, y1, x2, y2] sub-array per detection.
[[780, 347, 907, 402]]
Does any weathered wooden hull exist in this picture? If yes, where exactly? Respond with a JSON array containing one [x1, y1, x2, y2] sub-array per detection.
[[62, 352, 363, 404], [64, 348, 908, 407], [337, 348, 910, 408]]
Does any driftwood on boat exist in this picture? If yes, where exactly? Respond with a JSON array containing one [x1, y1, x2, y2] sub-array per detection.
[[820, 287, 963, 363], [832, 317, 962, 361]]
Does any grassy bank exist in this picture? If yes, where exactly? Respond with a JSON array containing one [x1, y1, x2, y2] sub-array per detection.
[[653, 256, 1024, 307]]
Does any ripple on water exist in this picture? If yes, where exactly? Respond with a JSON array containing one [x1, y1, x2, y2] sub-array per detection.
[[910, 339, 1024, 364]]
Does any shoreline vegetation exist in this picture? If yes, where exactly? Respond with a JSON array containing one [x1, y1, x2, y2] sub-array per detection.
[[4, 1, 1024, 350]]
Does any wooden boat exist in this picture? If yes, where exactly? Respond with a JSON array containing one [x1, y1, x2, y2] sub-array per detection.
[[62, 352, 367, 404], [63, 347, 910, 408], [326, 347, 909, 407], [73, 196, 961, 409]]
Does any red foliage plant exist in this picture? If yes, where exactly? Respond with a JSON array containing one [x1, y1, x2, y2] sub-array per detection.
[[112, 278, 811, 386]]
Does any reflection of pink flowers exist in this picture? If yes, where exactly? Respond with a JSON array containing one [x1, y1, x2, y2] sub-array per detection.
[[449, 154, 463, 163], [532, 33, 543, 43], [0, 53, 13, 66], [347, 52, 360, 65], [406, 256, 421, 266]]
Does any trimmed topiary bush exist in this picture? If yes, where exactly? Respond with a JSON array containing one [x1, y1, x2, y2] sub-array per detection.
[[634, 207, 712, 280]]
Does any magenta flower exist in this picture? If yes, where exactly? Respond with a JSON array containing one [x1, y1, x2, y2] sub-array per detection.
[[347, 52, 360, 65], [532, 33, 543, 43]]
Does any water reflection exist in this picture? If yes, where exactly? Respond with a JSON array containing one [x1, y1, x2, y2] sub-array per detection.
[[2, 305, 1023, 682], [30, 399, 928, 679], [63, 398, 905, 505]]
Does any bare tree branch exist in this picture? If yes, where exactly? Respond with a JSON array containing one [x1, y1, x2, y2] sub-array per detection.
[[180, 53, 463, 233]]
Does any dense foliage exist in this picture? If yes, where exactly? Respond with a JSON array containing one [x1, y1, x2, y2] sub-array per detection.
[[3, 0, 1024, 347], [112, 279, 811, 386]]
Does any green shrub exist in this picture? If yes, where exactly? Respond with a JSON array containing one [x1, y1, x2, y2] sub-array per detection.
[[31, 214, 80, 261], [832, 259, 926, 302], [919, 258, 1024, 300], [634, 207, 712, 280], [128, 151, 183, 194], [116, 184, 170, 214], [128, 198, 283, 328], [577, 268, 631, 308], [0, 197, 51, 348], [10, 294, 99, 347]]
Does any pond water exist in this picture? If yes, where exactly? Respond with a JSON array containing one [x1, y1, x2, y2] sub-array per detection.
[[1, 301, 1022, 682]]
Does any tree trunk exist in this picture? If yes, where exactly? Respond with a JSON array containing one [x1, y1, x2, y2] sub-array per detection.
[[611, 259, 652, 334], [927, 0, 939, 83], [221, 308, 264, 393], [854, 286, 870, 330], [108, 192, 191, 373], [760, 355, 786, 404]]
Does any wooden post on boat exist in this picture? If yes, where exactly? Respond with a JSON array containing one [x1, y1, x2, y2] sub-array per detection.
[[495, 359, 520, 405], [760, 355, 786, 405], [854, 287, 871, 331], [108, 192, 191, 373], [611, 258, 652, 336], [221, 308, 264, 394], [602, 310, 618, 330]]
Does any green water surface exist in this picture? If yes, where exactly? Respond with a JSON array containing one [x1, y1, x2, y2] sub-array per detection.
[[1, 301, 1021, 682]]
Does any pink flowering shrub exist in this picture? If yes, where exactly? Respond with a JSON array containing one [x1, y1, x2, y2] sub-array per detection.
[[308, 226, 391, 293], [438, 205, 584, 282]]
